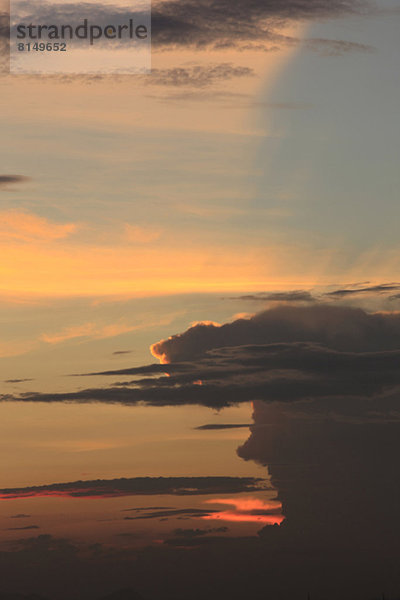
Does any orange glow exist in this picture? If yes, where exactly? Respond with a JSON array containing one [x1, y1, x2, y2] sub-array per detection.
[[150, 343, 169, 364], [202, 497, 285, 526], [190, 320, 222, 327], [203, 511, 285, 525]]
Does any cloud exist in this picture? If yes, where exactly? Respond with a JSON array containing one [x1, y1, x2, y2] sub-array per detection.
[[150, 303, 400, 362], [148, 64, 254, 88], [0, 175, 31, 189], [195, 423, 251, 430], [8, 0, 371, 61], [123, 225, 162, 244], [4, 379, 34, 384], [238, 399, 400, 560], [40, 320, 155, 345], [123, 508, 216, 520], [171, 527, 228, 538], [230, 290, 315, 303], [0, 211, 77, 243], [325, 283, 400, 298], [151, 0, 370, 50], [202, 497, 284, 525], [5, 526, 40, 532], [4, 304, 400, 413], [0, 476, 267, 500], [9, 514, 31, 519]]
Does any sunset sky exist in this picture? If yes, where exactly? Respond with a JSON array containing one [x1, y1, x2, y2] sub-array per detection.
[[0, 0, 400, 598]]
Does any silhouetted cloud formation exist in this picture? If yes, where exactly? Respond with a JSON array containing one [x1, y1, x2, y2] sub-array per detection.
[[4, 304, 400, 412], [0, 476, 266, 500], [151, 304, 400, 361], [123, 508, 215, 520]]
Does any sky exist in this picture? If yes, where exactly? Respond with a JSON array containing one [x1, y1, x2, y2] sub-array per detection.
[[0, 0, 400, 599]]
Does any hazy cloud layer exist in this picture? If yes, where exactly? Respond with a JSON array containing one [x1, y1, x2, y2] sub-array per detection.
[[148, 64, 254, 88]]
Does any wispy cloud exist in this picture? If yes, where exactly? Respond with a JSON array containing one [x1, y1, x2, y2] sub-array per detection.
[[0, 211, 78, 243], [148, 64, 254, 88]]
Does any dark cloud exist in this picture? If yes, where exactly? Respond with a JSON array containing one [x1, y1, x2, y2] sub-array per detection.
[[0, 176, 31, 189], [0, 476, 266, 500], [123, 508, 216, 520], [195, 423, 251, 430], [148, 64, 254, 88], [238, 399, 400, 558], [8, 0, 371, 59], [112, 351, 133, 356], [151, 0, 370, 51], [9, 514, 31, 519], [231, 290, 315, 303], [5, 304, 400, 413], [4, 379, 34, 384], [171, 527, 228, 538], [121, 507, 170, 513], [151, 304, 400, 361], [5, 526, 39, 532], [325, 283, 400, 298]]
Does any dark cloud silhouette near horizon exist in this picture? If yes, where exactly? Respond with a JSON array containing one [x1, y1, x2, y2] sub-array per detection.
[[0, 476, 266, 500], [123, 508, 216, 521]]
